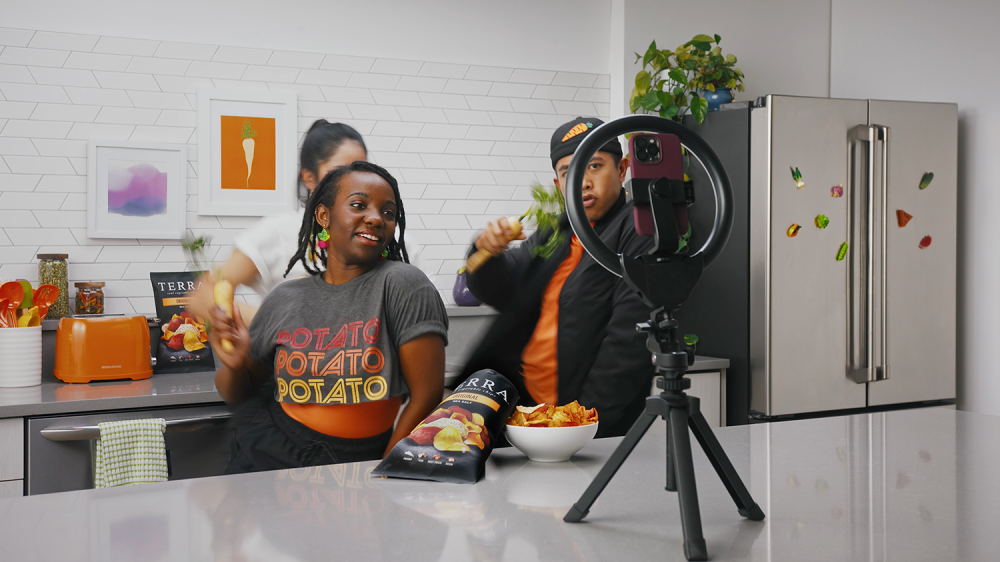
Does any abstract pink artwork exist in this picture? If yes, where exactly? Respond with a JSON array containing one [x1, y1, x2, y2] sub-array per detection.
[[107, 160, 168, 217]]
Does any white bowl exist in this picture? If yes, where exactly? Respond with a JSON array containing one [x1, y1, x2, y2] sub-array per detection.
[[504, 422, 599, 463]]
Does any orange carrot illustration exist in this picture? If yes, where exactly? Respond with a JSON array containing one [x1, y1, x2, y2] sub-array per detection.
[[241, 119, 257, 188]]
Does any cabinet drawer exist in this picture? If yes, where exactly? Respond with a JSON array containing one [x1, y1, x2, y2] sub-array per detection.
[[0, 479, 23, 498], [0, 418, 24, 481]]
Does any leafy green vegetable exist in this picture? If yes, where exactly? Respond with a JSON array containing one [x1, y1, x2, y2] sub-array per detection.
[[181, 235, 213, 272], [524, 183, 566, 260]]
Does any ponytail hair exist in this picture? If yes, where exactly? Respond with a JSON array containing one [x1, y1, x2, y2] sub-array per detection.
[[297, 120, 367, 205], [285, 161, 409, 277]]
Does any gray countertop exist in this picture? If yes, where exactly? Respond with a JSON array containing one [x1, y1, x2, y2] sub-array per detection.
[[1, 407, 989, 561], [0, 371, 222, 418], [0, 355, 727, 419]]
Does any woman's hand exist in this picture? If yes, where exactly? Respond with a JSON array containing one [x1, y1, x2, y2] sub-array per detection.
[[384, 333, 446, 455], [474, 216, 526, 257], [209, 303, 250, 372]]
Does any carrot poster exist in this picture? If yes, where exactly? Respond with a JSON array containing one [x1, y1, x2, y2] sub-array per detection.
[[220, 116, 276, 190]]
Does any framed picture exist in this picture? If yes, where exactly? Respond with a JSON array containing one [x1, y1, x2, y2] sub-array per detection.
[[197, 88, 297, 216], [87, 141, 187, 239]]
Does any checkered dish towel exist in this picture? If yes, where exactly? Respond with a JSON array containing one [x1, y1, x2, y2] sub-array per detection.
[[94, 418, 169, 488]]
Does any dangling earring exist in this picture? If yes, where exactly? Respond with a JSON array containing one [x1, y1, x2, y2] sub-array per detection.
[[381, 248, 389, 259], [317, 227, 330, 249]]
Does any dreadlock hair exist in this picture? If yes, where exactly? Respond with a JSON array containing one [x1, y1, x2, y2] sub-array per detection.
[[285, 160, 409, 277], [296, 120, 367, 206]]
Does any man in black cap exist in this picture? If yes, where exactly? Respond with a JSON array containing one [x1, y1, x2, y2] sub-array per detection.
[[461, 117, 656, 437]]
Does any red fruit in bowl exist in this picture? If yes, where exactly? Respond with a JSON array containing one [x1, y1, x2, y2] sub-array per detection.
[[919, 235, 932, 249]]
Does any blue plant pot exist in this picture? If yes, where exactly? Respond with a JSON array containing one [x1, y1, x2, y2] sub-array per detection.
[[704, 88, 733, 112]]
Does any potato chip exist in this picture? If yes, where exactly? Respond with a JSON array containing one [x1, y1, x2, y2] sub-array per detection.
[[506, 400, 598, 427], [183, 330, 206, 352], [433, 426, 469, 452]]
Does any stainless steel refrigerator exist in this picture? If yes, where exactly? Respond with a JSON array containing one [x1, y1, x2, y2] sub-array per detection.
[[674, 95, 957, 424]]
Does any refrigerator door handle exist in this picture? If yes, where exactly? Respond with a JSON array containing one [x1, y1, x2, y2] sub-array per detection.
[[873, 125, 890, 382], [848, 125, 876, 383]]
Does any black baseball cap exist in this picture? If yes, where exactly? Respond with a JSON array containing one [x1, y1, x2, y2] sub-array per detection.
[[550, 117, 623, 170]]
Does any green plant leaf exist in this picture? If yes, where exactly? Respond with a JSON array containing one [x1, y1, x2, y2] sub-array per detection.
[[639, 90, 660, 111], [635, 70, 652, 93], [691, 34, 715, 43], [714, 34, 721, 43], [690, 95, 708, 124], [659, 105, 680, 120], [668, 68, 688, 85], [726, 54, 737, 64], [643, 46, 656, 68]]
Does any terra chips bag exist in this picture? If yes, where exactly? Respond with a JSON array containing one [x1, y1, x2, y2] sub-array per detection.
[[373, 369, 519, 484], [150, 271, 215, 374]]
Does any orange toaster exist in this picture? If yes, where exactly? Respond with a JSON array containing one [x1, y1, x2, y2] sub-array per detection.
[[54, 315, 153, 383]]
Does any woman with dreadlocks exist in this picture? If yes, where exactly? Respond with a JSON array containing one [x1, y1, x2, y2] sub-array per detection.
[[209, 161, 448, 473], [186, 120, 368, 323]]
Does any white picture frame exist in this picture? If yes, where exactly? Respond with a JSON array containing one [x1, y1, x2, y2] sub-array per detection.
[[197, 88, 297, 216], [87, 141, 187, 239]]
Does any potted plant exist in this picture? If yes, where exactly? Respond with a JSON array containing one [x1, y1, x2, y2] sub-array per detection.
[[630, 34, 745, 124]]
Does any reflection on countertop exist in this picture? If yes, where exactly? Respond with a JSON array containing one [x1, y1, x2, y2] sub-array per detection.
[[1, 407, 993, 561], [0, 370, 221, 417]]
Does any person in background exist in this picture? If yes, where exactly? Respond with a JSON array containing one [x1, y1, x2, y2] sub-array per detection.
[[209, 161, 448, 472], [187, 120, 368, 322], [461, 117, 656, 438]]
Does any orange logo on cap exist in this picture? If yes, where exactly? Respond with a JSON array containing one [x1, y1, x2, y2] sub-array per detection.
[[561, 122, 593, 142]]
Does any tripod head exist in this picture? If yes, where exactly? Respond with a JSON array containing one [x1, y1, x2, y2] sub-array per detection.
[[564, 115, 734, 382]]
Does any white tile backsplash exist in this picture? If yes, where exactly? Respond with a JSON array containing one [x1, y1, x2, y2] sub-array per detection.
[[0, 26, 608, 307]]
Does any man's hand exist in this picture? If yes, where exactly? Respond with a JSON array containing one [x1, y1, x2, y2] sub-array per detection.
[[474, 217, 526, 257]]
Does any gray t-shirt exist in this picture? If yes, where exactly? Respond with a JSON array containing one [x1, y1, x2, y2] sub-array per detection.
[[248, 261, 449, 405]]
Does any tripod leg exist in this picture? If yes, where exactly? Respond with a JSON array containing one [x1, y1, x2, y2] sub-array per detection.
[[688, 402, 765, 521], [670, 406, 708, 561], [564, 409, 659, 523], [665, 413, 676, 492]]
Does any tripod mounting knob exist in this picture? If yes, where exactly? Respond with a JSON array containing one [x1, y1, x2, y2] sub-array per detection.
[[656, 377, 692, 391]]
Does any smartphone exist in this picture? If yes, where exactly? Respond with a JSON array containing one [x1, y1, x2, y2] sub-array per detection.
[[628, 133, 689, 243]]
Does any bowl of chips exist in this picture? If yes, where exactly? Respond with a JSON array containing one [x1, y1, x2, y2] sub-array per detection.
[[504, 401, 599, 463]]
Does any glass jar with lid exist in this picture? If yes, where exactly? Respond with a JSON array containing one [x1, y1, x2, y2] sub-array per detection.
[[75, 282, 105, 315], [37, 254, 69, 319]]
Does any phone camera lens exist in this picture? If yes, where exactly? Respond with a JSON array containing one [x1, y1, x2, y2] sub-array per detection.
[[635, 137, 648, 149], [636, 149, 649, 162]]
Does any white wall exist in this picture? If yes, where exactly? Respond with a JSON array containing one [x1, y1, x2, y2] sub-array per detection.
[[2, 0, 612, 74], [830, 0, 1000, 415], [0, 24, 610, 312], [616, 0, 832, 116]]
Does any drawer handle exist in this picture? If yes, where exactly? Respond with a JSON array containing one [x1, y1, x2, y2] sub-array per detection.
[[40, 413, 232, 442]]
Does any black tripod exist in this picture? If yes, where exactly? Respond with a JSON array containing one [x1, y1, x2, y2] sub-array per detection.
[[563, 306, 764, 560], [559, 114, 765, 561]]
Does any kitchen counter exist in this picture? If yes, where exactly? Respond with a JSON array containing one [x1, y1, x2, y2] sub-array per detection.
[[0, 370, 221, 418], [0, 355, 730, 419], [1, 407, 989, 561]]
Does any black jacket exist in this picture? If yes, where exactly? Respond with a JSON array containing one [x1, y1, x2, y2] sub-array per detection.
[[460, 192, 656, 437]]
